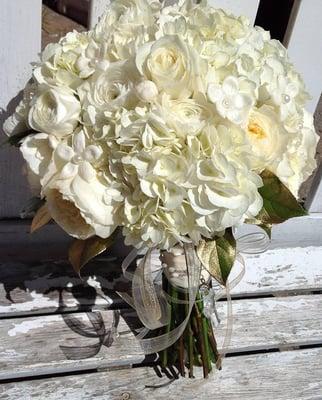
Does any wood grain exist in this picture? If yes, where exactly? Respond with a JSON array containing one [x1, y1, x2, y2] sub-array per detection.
[[1, 294, 322, 379], [2, 244, 322, 316], [0, 258, 128, 317], [0, 310, 144, 380], [1, 348, 322, 399]]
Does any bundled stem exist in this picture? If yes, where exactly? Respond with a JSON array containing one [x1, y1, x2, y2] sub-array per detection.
[[158, 278, 220, 378]]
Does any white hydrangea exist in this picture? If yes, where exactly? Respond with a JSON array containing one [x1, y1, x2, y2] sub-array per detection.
[[4, 0, 318, 249]]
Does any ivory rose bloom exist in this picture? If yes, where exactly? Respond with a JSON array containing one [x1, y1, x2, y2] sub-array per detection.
[[6, 0, 318, 250], [28, 86, 81, 137], [246, 105, 290, 171], [136, 35, 205, 99]]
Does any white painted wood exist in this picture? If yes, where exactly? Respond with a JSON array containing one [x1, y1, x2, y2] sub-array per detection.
[[1, 294, 322, 380], [88, 0, 260, 29], [217, 294, 322, 353], [0, 260, 125, 317], [238, 213, 322, 249], [287, 0, 322, 114], [210, 0, 260, 23], [231, 246, 322, 297], [0, 0, 42, 218], [0, 310, 144, 380], [2, 243, 322, 317], [89, 0, 110, 28], [1, 348, 322, 399], [305, 163, 322, 213]]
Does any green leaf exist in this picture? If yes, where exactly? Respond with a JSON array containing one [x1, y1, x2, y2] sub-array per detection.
[[197, 230, 236, 286], [256, 170, 307, 225], [68, 235, 115, 276]]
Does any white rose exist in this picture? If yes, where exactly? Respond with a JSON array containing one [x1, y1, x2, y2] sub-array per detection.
[[136, 35, 205, 99], [156, 93, 213, 136], [28, 86, 81, 137], [78, 61, 136, 124], [46, 189, 95, 239], [20, 133, 59, 193], [246, 105, 290, 171]]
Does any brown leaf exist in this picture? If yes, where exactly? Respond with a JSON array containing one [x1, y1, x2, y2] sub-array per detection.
[[68, 235, 115, 276], [30, 203, 52, 233]]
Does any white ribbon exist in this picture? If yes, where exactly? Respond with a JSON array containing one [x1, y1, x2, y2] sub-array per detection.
[[117, 231, 270, 356]]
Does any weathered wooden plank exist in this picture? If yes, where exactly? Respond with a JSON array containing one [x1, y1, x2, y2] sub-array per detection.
[[1, 347, 322, 399], [0, 258, 129, 317], [216, 294, 322, 353], [42, 4, 86, 49], [0, 310, 144, 380], [2, 244, 322, 317], [286, 0, 322, 114], [1, 294, 322, 380], [232, 246, 322, 296], [3, 214, 322, 264], [0, 0, 42, 218]]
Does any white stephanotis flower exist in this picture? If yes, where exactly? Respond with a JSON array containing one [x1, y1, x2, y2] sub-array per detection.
[[207, 76, 256, 125], [28, 85, 81, 137], [55, 129, 103, 182]]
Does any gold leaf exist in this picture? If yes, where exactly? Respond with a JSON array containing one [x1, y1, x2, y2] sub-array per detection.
[[197, 230, 236, 286], [30, 203, 52, 233], [257, 169, 307, 225], [68, 235, 115, 276]]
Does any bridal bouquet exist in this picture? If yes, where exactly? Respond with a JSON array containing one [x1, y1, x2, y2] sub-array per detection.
[[3, 0, 318, 378]]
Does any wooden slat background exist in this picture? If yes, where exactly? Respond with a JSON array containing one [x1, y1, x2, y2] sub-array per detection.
[[1, 348, 322, 400]]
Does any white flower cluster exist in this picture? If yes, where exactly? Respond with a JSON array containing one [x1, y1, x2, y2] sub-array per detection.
[[4, 0, 318, 249]]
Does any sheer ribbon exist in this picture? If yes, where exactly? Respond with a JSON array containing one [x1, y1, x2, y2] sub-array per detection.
[[117, 231, 269, 356]]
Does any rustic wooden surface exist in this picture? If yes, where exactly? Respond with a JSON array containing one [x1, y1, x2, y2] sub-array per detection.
[[0, 310, 144, 380], [1, 244, 322, 317], [1, 294, 322, 381], [42, 5, 86, 49], [1, 348, 322, 400]]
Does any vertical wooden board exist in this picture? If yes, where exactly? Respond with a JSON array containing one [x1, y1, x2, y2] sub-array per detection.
[[0, 0, 42, 218], [88, 0, 111, 28], [287, 0, 322, 114], [209, 0, 260, 24]]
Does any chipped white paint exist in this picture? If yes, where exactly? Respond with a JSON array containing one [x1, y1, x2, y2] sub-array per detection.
[[2, 294, 322, 379], [231, 246, 322, 296], [0, 291, 73, 316], [0, 311, 144, 380], [8, 317, 61, 337], [2, 348, 322, 399]]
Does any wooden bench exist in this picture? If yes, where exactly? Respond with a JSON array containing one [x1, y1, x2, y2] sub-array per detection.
[[1, 240, 322, 399]]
